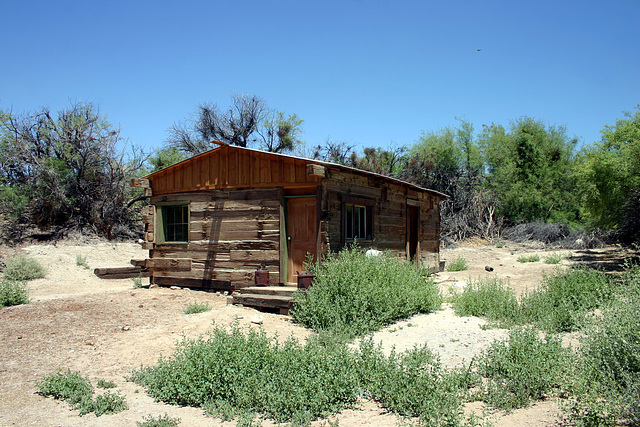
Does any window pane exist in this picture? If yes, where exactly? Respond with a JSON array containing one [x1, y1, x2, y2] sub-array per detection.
[[346, 204, 353, 239]]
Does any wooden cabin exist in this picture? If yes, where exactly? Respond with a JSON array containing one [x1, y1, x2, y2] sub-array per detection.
[[132, 143, 446, 292]]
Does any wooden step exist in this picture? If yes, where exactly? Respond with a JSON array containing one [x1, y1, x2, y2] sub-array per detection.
[[231, 285, 300, 314]]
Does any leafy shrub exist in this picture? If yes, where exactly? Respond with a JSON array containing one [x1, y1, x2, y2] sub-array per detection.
[[36, 369, 93, 406], [516, 254, 540, 263], [0, 279, 29, 307], [495, 240, 505, 248], [450, 279, 521, 327], [183, 302, 211, 314], [136, 414, 181, 427], [76, 254, 89, 269], [133, 323, 476, 426], [446, 256, 468, 272], [3, 255, 46, 281], [291, 245, 442, 338], [543, 252, 563, 264], [355, 338, 477, 425], [570, 264, 640, 426], [36, 370, 127, 416], [132, 275, 143, 289], [132, 324, 360, 424], [97, 379, 116, 389], [477, 327, 569, 410], [520, 267, 616, 332]]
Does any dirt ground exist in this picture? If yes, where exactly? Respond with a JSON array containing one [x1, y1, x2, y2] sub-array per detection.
[[0, 237, 635, 426]]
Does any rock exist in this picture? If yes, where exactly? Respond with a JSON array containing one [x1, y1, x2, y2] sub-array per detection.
[[170, 286, 181, 290], [485, 265, 494, 272], [250, 315, 264, 324]]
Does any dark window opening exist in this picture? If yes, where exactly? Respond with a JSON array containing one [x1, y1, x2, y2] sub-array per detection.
[[160, 204, 189, 243], [345, 203, 372, 241]]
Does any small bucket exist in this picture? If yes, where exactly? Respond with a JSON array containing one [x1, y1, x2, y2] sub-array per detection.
[[297, 271, 315, 290], [255, 267, 270, 286]]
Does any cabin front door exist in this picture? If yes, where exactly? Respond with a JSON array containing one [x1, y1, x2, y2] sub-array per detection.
[[286, 196, 317, 284]]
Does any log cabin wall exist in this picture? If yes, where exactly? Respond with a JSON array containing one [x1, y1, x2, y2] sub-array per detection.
[[148, 188, 282, 290], [320, 168, 442, 269]]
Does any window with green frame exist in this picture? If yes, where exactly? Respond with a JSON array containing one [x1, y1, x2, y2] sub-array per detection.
[[158, 204, 190, 243], [345, 203, 373, 241]]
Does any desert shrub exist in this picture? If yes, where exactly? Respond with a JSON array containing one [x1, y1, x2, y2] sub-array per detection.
[[132, 324, 360, 424], [450, 279, 521, 327], [520, 267, 616, 332], [133, 323, 477, 426], [543, 252, 563, 264], [137, 414, 181, 427], [75, 254, 89, 269], [96, 379, 116, 389], [78, 390, 128, 416], [446, 256, 469, 272], [516, 254, 540, 263], [355, 338, 477, 425], [36, 369, 93, 406], [183, 302, 211, 314], [0, 278, 29, 307], [477, 327, 569, 410], [36, 370, 127, 416], [3, 255, 46, 280], [569, 264, 640, 426], [132, 275, 143, 289], [291, 245, 442, 338]]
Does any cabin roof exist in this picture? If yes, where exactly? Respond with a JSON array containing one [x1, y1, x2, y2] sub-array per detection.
[[144, 143, 448, 198]]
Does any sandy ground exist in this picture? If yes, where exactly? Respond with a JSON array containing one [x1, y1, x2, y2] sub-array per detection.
[[0, 237, 634, 426]]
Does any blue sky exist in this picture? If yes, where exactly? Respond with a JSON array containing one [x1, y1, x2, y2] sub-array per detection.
[[1, 0, 638, 155]]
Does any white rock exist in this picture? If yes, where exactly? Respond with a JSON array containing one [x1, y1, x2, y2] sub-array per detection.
[[250, 315, 264, 324]]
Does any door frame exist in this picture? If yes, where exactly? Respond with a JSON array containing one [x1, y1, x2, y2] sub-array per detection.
[[281, 192, 320, 284]]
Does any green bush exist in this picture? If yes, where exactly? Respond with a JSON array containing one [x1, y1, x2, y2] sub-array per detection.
[[543, 252, 562, 264], [183, 301, 211, 314], [0, 278, 29, 307], [75, 254, 89, 269], [450, 279, 521, 327], [133, 323, 477, 426], [570, 264, 640, 426], [36, 370, 127, 417], [137, 414, 181, 427], [97, 379, 116, 389], [291, 245, 442, 338], [3, 255, 46, 281], [477, 327, 569, 410], [355, 338, 477, 424], [446, 256, 468, 272], [516, 254, 540, 263], [36, 369, 93, 406], [520, 267, 616, 332]]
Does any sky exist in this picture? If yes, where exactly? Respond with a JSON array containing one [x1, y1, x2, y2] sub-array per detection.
[[1, 0, 639, 155]]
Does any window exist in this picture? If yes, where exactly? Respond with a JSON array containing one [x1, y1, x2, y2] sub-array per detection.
[[158, 204, 189, 243], [344, 203, 373, 241]]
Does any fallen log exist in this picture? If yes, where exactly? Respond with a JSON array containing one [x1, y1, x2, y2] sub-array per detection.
[[94, 266, 149, 279]]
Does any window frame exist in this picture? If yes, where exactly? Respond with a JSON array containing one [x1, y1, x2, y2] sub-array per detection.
[[156, 202, 190, 244], [343, 197, 374, 242]]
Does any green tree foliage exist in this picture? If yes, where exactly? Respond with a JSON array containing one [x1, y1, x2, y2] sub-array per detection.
[[0, 103, 145, 240], [142, 147, 188, 175], [167, 94, 304, 155], [576, 107, 640, 242], [479, 117, 579, 224]]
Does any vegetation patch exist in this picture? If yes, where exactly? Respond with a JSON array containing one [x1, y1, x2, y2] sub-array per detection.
[[75, 254, 89, 269], [446, 256, 469, 272], [520, 267, 616, 332], [36, 370, 127, 416], [543, 252, 563, 264], [137, 414, 181, 427], [132, 323, 478, 426], [450, 279, 520, 327], [3, 255, 46, 281], [477, 327, 569, 410], [183, 302, 211, 314], [516, 254, 540, 263], [0, 278, 29, 307], [291, 245, 442, 338]]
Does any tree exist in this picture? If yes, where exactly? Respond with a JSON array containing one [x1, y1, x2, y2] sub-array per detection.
[[0, 102, 145, 240], [577, 107, 640, 242], [167, 94, 303, 155], [479, 117, 579, 225]]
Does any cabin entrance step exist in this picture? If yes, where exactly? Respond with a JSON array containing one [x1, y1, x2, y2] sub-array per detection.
[[231, 286, 298, 315]]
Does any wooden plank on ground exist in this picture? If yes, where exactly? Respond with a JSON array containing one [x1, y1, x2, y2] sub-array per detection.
[[94, 266, 149, 279]]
